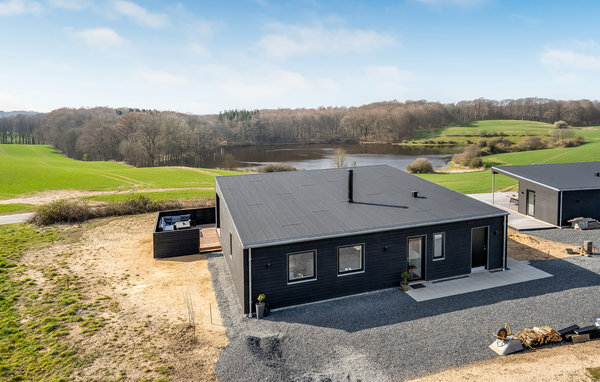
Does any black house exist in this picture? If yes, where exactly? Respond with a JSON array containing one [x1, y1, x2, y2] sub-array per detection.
[[215, 165, 508, 315], [492, 162, 600, 226]]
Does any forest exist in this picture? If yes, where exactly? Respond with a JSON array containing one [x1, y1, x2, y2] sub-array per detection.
[[1, 98, 600, 167]]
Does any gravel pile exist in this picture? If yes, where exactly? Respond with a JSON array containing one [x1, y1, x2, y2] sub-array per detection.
[[207, 254, 600, 382], [525, 227, 600, 247]]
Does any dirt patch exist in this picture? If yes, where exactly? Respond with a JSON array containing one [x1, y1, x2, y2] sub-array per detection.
[[21, 214, 227, 381], [410, 340, 600, 382], [0, 187, 213, 205], [508, 228, 580, 261]]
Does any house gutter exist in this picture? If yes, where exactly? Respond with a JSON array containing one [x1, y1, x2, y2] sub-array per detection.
[[242, 211, 508, 249], [247, 247, 253, 318]]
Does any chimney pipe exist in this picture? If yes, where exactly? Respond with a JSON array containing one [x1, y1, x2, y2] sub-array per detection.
[[412, 191, 419, 198], [348, 169, 354, 203], [596, 172, 600, 177]]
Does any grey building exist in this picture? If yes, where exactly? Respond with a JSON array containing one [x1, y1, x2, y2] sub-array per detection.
[[492, 162, 600, 226], [216, 165, 508, 314]]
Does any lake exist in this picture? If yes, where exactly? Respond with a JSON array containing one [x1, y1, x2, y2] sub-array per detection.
[[199, 143, 462, 170]]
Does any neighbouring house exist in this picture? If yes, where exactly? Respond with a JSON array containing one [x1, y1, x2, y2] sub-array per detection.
[[215, 165, 508, 315], [492, 162, 600, 226]]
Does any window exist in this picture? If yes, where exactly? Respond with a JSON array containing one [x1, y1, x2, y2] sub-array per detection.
[[229, 233, 232, 259], [338, 244, 364, 274], [287, 251, 316, 283], [433, 233, 444, 260]]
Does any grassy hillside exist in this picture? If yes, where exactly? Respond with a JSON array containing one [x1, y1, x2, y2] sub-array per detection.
[[0, 144, 239, 200], [406, 120, 595, 145], [420, 126, 600, 193]]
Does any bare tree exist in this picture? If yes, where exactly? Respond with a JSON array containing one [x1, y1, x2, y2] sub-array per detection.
[[331, 148, 347, 168]]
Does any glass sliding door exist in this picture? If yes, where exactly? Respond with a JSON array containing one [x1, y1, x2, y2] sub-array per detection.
[[527, 190, 535, 216], [407, 236, 425, 281]]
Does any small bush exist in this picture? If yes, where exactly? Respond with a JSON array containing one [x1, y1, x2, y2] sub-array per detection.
[[554, 120, 569, 129], [452, 144, 483, 168], [517, 137, 548, 151], [29, 195, 183, 225], [406, 158, 434, 174], [30, 199, 91, 225], [549, 128, 576, 141], [258, 163, 297, 172]]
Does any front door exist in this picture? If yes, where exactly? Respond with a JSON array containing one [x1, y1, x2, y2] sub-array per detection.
[[471, 227, 488, 269], [526, 190, 535, 216], [407, 236, 425, 281]]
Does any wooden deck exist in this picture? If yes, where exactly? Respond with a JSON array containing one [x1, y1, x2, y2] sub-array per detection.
[[199, 227, 221, 253]]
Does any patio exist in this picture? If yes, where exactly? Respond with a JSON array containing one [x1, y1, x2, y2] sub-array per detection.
[[406, 257, 553, 302], [468, 192, 556, 231]]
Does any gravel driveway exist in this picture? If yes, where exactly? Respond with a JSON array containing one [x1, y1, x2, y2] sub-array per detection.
[[525, 227, 600, 248], [208, 254, 600, 382]]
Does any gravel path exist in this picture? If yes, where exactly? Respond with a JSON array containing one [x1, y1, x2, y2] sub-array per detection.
[[0, 212, 34, 225], [208, 254, 600, 382], [525, 227, 600, 247]]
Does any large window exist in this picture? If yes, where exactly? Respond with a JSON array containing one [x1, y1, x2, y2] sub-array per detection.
[[338, 244, 364, 275], [433, 232, 444, 260], [288, 251, 316, 283]]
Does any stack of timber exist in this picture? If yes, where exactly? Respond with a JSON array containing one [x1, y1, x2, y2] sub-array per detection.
[[520, 326, 562, 348]]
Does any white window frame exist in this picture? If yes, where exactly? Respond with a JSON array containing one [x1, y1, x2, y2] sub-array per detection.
[[287, 250, 317, 284], [433, 232, 445, 261], [337, 243, 365, 276]]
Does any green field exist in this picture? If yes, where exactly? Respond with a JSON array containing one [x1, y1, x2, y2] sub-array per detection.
[[0, 144, 239, 200], [87, 189, 216, 202], [420, 125, 600, 193], [406, 120, 598, 145]]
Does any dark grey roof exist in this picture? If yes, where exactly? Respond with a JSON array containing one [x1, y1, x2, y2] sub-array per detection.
[[492, 162, 600, 191], [216, 165, 507, 248]]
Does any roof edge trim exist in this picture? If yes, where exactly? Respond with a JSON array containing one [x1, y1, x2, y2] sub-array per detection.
[[244, 211, 508, 249]]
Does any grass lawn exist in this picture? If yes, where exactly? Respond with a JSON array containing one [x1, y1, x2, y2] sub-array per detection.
[[420, 129, 600, 194], [87, 189, 216, 202], [0, 144, 240, 200], [0, 203, 37, 214], [0, 225, 84, 381], [407, 120, 555, 145]]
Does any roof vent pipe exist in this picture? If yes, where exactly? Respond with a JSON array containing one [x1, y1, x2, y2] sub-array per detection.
[[412, 191, 419, 198], [596, 172, 600, 177], [348, 169, 354, 203]]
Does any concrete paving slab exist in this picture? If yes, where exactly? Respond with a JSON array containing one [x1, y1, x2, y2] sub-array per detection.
[[468, 192, 556, 231], [405, 258, 553, 302]]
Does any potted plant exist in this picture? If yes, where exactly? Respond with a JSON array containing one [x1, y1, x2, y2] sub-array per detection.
[[400, 272, 409, 292], [256, 293, 266, 319]]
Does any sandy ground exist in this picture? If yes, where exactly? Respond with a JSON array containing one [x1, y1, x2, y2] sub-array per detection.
[[21, 214, 227, 381], [0, 187, 214, 205], [410, 341, 600, 382], [508, 228, 582, 260]]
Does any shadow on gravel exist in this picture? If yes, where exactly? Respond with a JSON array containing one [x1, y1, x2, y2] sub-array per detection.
[[266, 258, 600, 332]]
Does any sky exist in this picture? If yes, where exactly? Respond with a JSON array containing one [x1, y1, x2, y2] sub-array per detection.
[[1, 0, 600, 114]]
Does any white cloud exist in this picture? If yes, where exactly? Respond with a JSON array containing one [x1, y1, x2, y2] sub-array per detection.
[[138, 68, 187, 85], [0, 0, 40, 15], [187, 42, 210, 57], [112, 0, 168, 28], [540, 49, 600, 70], [49, 0, 91, 10], [74, 27, 127, 49], [257, 23, 396, 58]]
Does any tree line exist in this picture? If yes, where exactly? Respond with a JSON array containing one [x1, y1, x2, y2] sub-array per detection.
[[1, 98, 600, 167]]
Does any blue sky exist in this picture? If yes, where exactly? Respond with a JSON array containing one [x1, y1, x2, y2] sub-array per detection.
[[1, 0, 599, 114]]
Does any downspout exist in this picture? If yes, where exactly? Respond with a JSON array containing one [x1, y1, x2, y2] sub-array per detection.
[[503, 214, 507, 271], [247, 247, 253, 318], [558, 191, 563, 227]]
